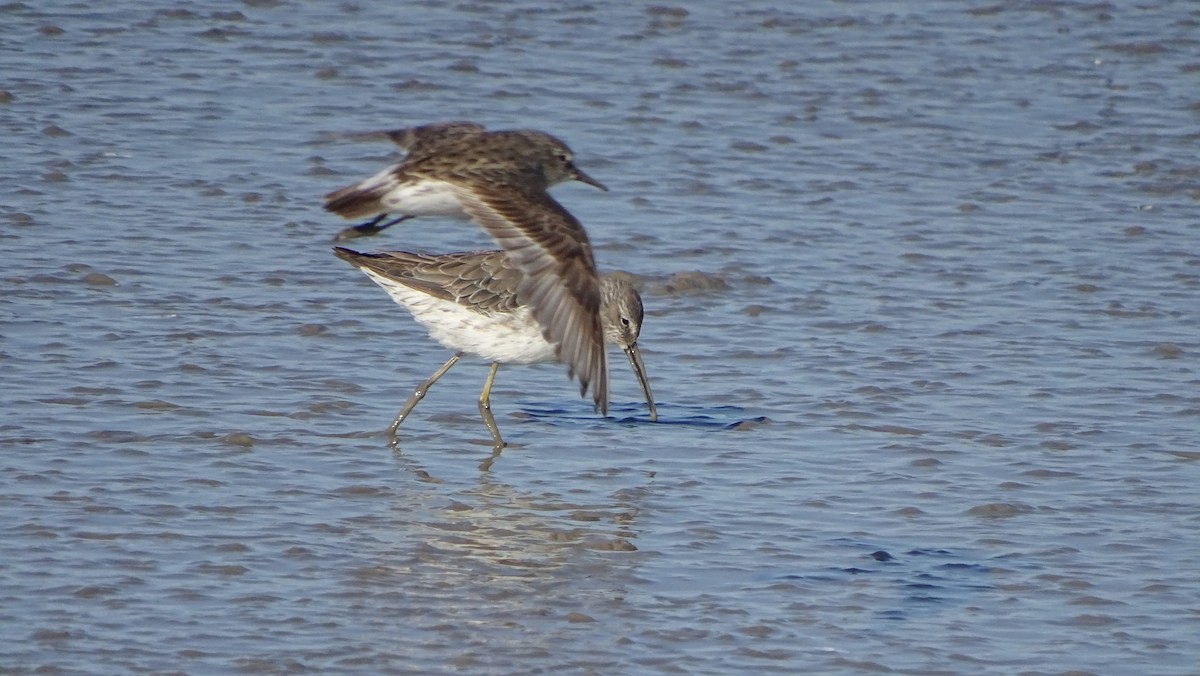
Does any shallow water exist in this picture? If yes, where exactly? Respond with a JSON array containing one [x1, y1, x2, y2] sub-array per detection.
[[3, 1, 1199, 673]]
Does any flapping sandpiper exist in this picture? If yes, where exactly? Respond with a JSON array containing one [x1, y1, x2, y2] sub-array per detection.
[[324, 121, 607, 239], [334, 247, 656, 448]]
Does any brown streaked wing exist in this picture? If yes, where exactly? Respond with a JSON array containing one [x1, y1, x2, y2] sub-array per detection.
[[319, 121, 486, 151], [446, 179, 608, 414], [333, 248, 522, 315], [404, 134, 536, 185], [401, 251, 523, 315], [382, 121, 487, 153]]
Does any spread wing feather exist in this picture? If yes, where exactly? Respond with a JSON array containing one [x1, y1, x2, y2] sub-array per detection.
[[447, 180, 608, 414], [332, 248, 522, 315]]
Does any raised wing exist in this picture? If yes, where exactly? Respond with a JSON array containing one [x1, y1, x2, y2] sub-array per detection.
[[446, 178, 608, 414], [317, 121, 486, 150], [383, 121, 487, 154]]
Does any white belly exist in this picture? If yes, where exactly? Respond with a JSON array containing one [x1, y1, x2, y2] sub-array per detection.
[[375, 174, 468, 217], [361, 270, 558, 364]]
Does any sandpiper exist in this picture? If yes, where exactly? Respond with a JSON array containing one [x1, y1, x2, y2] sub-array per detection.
[[334, 247, 657, 448], [323, 121, 608, 240]]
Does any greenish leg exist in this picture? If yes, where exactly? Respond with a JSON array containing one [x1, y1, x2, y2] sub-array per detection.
[[388, 352, 462, 445]]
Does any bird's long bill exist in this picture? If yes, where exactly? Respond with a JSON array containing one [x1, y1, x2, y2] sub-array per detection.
[[623, 342, 658, 422], [573, 168, 609, 192]]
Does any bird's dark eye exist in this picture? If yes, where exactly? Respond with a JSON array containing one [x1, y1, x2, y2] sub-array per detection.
[[621, 317, 630, 326]]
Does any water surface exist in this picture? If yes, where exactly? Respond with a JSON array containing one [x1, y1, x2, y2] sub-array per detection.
[[2, 2, 1199, 673]]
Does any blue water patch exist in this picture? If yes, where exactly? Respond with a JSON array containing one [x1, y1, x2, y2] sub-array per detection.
[[517, 402, 763, 429], [768, 542, 997, 623]]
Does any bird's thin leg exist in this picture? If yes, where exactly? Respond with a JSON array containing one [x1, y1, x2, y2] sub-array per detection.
[[388, 352, 462, 445], [357, 213, 411, 234], [335, 214, 414, 241], [478, 362, 505, 448]]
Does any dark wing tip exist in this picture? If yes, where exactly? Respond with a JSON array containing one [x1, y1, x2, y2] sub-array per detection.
[[332, 245, 361, 260], [324, 183, 385, 218]]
